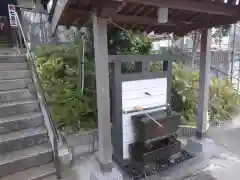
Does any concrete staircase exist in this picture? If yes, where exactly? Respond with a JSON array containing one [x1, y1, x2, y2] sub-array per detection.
[[0, 54, 55, 179]]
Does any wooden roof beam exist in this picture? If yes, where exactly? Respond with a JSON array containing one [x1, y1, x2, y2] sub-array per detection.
[[70, 8, 196, 26], [227, 0, 238, 5], [117, 1, 127, 12], [174, 18, 238, 36], [110, 14, 175, 26], [121, 0, 240, 16], [98, 1, 127, 16], [108, 14, 195, 26]]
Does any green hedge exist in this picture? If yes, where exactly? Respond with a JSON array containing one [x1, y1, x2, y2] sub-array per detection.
[[35, 44, 97, 133], [171, 63, 240, 126]]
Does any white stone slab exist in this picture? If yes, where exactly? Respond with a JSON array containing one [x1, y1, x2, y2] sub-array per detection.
[[122, 78, 167, 112], [90, 168, 123, 180], [121, 78, 167, 159]]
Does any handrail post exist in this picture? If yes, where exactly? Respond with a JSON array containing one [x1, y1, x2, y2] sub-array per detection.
[[14, 28, 19, 48], [17, 26, 23, 49], [54, 138, 61, 179]]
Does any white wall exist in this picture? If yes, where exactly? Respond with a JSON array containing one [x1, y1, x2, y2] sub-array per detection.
[[121, 78, 167, 159]]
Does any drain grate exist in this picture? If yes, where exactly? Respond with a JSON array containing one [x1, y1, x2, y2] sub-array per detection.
[[122, 150, 195, 180]]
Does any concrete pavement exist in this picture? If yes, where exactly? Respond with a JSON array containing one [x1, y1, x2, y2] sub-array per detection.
[[45, 115, 240, 180]]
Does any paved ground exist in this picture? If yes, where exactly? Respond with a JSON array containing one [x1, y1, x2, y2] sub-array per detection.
[[46, 115, 240, 180], [158, 114, 240, 180], [167, 114, 240, 180]]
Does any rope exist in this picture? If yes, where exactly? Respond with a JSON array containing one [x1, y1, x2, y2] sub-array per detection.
[[91, 11, 152, 47], [91, 11, 203, 60]]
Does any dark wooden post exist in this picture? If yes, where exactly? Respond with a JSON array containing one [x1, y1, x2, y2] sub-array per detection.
[[92, 14, 112, 169], [196, 28, 212, 138]]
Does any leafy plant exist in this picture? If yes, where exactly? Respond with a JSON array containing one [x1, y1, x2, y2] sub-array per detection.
[[34, 28, 152, 133], [35, 43, 97, 133], [209, 77, 240, 121], [172, 63, 240, 126], [172, 63, 199, 126]]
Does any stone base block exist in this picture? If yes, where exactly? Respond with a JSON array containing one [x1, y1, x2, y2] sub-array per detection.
[[90, 168, 124, 180]]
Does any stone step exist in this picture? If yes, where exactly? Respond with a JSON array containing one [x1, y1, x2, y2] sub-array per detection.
[[0, 70, 31, 80], [0, 48, 18, 55], [0, 55, 26, 63], [0, 44, 12, 48], [0, 112, 43, 134], [0, 163, 56, 180], [0, 89, 36, 103], [0, 126, 48, 154], [0, 63, 28, 71], [41, 175, 58, 180], [0, 143, 53, 178], [0, 100, 40, 117], [0, 78, 33, 91]]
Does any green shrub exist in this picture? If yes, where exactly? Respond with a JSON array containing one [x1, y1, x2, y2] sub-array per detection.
[[172, 63, 240, 126], [209, 77, 240, 121], [35, 44, 97, 133], [172, 63, 199, 126]]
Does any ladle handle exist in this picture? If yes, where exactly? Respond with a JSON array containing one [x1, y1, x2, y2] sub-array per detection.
[[139, 109, 163, 128]]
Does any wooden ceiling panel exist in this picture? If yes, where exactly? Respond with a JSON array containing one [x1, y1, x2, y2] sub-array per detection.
[[122, 0, 240, 16], [59, 0, 240, 35]]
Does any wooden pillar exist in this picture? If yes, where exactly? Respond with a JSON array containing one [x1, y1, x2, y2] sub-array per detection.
[[92, 15, 112, 167], [196, 29, 211, 138]]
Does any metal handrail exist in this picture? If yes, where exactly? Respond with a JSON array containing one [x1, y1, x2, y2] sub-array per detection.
[[48, 0, 58, 22], [15, 11, 59, 141], [15, 8, 61, 179]]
